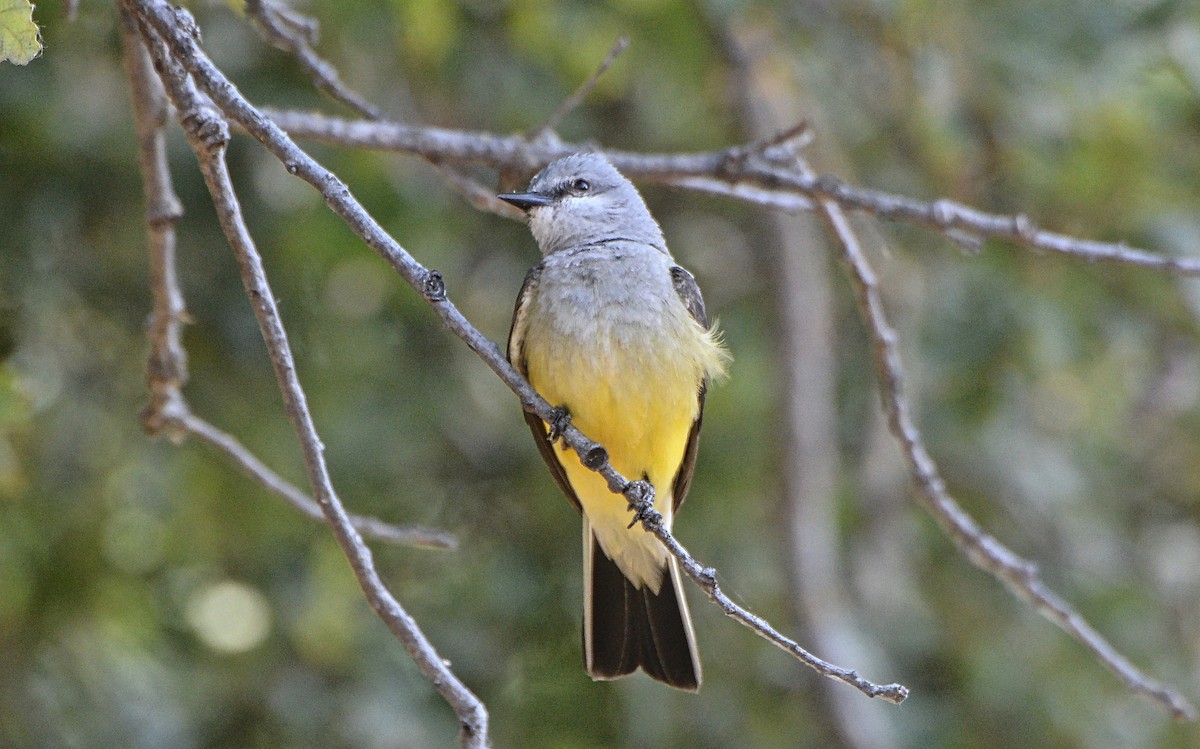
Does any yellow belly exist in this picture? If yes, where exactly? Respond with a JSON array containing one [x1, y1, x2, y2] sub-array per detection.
[[525, 323, 704, 592]]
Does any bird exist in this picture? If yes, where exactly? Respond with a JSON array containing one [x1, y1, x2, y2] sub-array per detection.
[[500, 152, 728, 691]]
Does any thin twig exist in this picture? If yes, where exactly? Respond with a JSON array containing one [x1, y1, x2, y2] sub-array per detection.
[[128, 0, 906, 704], [664, 175, 815, 211], [181, 411, 457, 549], [430, 160, 524, 219], [537, 34, 629, 136], [120, 8, 450, 552], [795, 149, 1197, 721], [242, 1, 521, 237], [128, 9, 489, 746], [258, 108, 1200, 277], [629, 493, 909, 704], [118, 6, 189, 442], [244, 0, 383, 119], [716, 16, 901, 743]]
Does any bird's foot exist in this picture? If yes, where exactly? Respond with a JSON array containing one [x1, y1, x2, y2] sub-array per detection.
[[546, 406, 572, 443], [624, 479, 659, 529]]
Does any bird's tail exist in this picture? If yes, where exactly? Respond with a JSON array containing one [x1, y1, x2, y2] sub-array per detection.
[[583, 529, 701, 691]]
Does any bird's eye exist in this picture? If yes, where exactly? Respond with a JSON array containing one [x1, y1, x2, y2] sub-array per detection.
[[572, 178, 590, 193]]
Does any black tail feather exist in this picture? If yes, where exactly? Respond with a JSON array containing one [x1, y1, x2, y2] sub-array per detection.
[[585, 534, 700, 691]]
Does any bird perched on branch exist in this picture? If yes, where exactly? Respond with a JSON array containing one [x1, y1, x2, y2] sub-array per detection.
[[502, 152, 728, 691]]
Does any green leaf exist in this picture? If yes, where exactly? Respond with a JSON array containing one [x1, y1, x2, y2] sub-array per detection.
[[0, 0, 41, 66]]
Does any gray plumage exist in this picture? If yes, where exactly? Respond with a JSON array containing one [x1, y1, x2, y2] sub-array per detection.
[[513, 152, 668, 256]]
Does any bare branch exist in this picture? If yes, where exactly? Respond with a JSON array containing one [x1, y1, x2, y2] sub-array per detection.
[[244, 0, 383, 120], [536, 34, 629, 136], [180, 410, 457, 549], [627, 488, 909, 704], [254, 96, 1200, 719], [795, 149, 1197, 721], [716, 17, 902, 743], [733, 167, 1200, 277], [127, 0, 905, 704], [240, 1, 524, 232], [429, 160, 525, 219], [127, 8, 489, 745], [119, 6, 189, 443], [259, 108, 1200, 277], [662, 175, 815, 212], [121, 7, 452, 553]]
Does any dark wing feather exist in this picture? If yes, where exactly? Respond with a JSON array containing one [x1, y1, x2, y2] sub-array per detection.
[[670, 386, 706, 513], [668, 266, 711, 513], [508, 263, 583, 515], [670, 266, 710, 329]]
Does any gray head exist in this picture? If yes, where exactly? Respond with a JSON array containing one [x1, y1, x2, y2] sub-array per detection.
[[499, 152, 667, 256]]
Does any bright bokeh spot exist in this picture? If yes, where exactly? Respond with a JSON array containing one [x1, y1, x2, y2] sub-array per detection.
[[185, 580, 272, 654]]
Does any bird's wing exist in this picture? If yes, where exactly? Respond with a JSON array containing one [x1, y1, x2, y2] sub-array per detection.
[[669, 266, 711, 513], [508, 263, 583, 515]]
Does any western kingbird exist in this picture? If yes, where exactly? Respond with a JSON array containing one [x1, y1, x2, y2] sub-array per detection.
[[500, 152, 728, 691]]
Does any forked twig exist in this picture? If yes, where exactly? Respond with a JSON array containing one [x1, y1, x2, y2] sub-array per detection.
[[537, 34, 629, 136], [120, 6, 450, 553], [182, 411, 457, 549], [793, 147, 1196, 721], [126, 8, 488, 746], [259, 108, 1200, 278], [244, 0, 382, 119]]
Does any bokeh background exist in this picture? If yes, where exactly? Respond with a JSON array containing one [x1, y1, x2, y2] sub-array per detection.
[[3, 1, 1200, 747]]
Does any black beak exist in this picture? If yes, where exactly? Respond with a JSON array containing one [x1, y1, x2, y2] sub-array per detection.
[[498, 191, 554, 211]]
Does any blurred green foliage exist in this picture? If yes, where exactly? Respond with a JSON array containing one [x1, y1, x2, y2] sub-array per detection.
[[2, 0, 1200, 747]]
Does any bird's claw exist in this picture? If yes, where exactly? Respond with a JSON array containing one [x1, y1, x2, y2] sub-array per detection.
[[547, 406, 572, 443], [624, 480, 658, 529]]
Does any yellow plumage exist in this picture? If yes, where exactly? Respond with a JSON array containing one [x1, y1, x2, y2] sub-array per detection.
[[522, 301, 726, 592]]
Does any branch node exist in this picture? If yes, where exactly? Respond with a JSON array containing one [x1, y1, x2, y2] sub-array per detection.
[[169, 4, 202, 42], [716, 144, 750, 180], [758, 120, 813, 163], [931, 199, 957, 227], [1014, 559, 1039, 582], [146, 203, 184, 227], [545, 406, 571, 443], [580, 443, 608, 471], [813, 172, 842, 198], [623, 480, 659, 529], [140, 390, 190, 444], [622, 478, 653, 504], [181, 105, 230, 154], [422, 269, 446, 301], [1013, 212, 1038, 241]]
